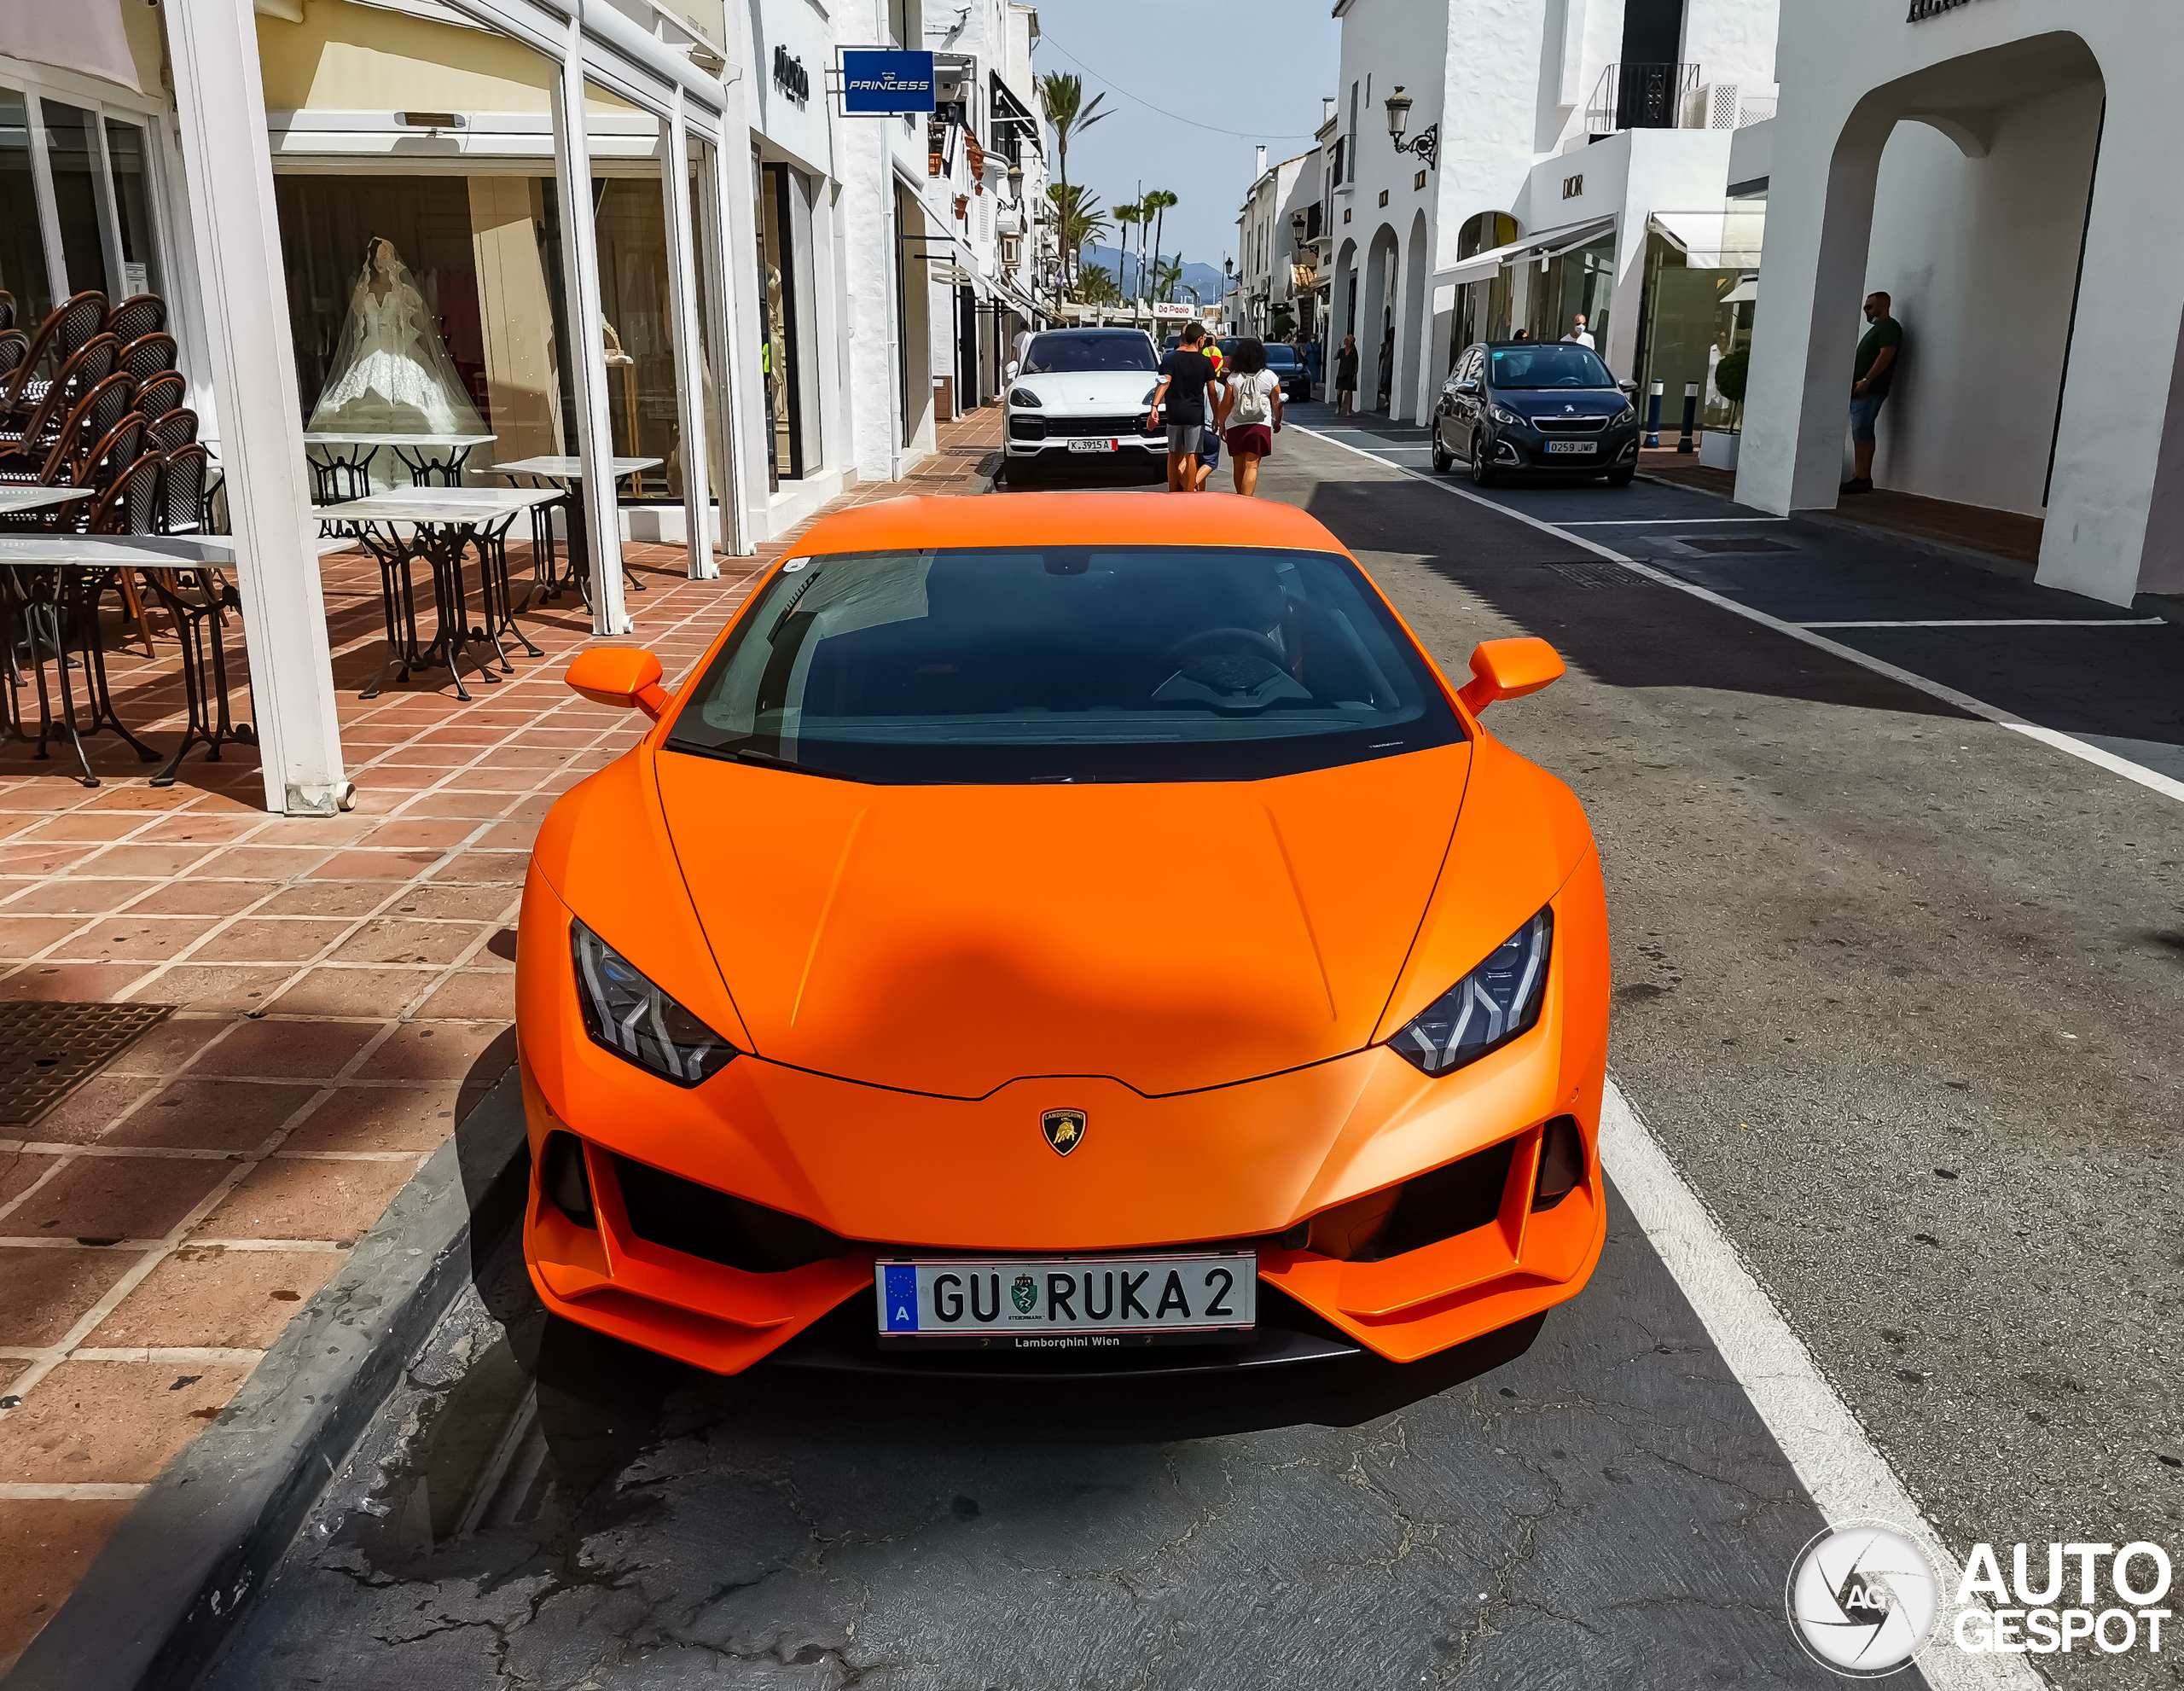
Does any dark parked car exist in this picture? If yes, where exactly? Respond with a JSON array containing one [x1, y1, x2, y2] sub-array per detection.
[[1207, 337, 1313, 402], [1432, 340, 1641, 487]]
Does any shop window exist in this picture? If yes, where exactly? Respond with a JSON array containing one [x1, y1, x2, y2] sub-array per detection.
[[0, 88, 49, 325], [42, 102, 108, 296], [758, 160, 820, 483], [103, 118, 160, 298], [592, 171, 682, 501]]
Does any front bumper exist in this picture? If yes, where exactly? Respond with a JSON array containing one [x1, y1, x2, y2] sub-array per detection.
[[518, 859, 1609, 1374], [1488, 424, 1641, 473]]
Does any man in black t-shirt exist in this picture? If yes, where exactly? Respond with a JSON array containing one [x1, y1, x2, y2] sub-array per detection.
[[1147, 323, 1220, 493]]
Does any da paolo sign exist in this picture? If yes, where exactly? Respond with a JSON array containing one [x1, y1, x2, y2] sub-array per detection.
[[841, 49, 936, 115]]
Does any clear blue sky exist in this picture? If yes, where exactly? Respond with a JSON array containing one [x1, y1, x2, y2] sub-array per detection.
[[1026, 0, 1339, 270]]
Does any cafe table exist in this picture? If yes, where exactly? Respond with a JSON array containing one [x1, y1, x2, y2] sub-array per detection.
[[302, 433, 498, 504], [0, 534, 340, 787], [0, 485, 96, 518], [484, 455, 662, 607], [328, 488, 560, 700]]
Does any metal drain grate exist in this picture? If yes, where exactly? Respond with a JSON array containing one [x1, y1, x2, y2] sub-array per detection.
[[0, 1002, 173, 1130], [1542, 561, 1631, 590], [1677, 536, 1796, 555]]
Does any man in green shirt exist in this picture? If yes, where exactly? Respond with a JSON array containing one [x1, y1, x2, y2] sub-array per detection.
[[1844, 291, 1902, 495]]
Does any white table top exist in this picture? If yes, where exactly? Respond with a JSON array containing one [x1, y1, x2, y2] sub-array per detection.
[[0, 485, 95, 513], [487, 456, 663, 479], [0, 534, 353, 567], [328, 489, 561, 526], [302, 433, 497, 450]]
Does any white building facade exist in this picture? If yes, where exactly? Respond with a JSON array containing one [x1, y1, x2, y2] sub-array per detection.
[[1325, 0, 1776, 424], [1234, 144, 1314, 341], [1734, 0, 2180, 607]]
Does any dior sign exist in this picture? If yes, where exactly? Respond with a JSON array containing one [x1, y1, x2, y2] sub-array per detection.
[[1908, 0, 1987, 19]]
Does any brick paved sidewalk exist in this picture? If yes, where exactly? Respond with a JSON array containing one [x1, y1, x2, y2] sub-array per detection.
[[0, 409, 1001, 1670]]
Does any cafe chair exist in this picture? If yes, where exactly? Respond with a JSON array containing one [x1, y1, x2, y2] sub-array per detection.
[[83, 448, 166, 656], [145, 407, 196, 453], [0, 290, 15, 331], [48, 291, 109, 367], [134, 371, 186, 422], [157, 444, 211, 538], [117, 332, 177, 385], [0, 339, 119, 456], [0, 330, 26, 387], [103, 294, 166, 346]]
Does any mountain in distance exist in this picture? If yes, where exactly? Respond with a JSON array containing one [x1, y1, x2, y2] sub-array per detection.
[[1079, 245, 1227, 303]]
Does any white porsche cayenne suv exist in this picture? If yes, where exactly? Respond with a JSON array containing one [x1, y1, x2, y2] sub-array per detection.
[[1002, 327, 1168, 484]]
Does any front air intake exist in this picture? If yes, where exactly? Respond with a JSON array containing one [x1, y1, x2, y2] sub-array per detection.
[[612, 1155, 847, 1273]]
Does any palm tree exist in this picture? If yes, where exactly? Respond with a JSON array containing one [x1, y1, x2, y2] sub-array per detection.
[[1046, 183, 1110, 299], [1113, 200, 1143, 306], [1141, 189, 1177, 307], [1153, 255, 1184, 305], [1038, 72, 1108, 293], [1079, 264, 1121, 305]]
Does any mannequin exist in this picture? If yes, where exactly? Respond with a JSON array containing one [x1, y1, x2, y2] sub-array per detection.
[[308, 235, 485, 435]]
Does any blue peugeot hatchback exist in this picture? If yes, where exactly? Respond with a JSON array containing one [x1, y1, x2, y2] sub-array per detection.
[[1432, 340, 1641, 487]]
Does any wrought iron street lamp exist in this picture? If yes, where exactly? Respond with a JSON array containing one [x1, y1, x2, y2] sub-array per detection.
[[1385, 85, 1438, 170]]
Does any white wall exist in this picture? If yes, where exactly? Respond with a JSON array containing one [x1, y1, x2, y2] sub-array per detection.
[[1862, 80, 2100, 515]]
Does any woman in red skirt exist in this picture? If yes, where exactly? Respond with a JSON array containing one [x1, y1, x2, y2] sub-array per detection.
[[1215, 336, 1285, 497]]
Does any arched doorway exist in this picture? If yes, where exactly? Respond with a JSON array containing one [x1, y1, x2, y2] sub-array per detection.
[[1361, 223, 1399, 414], [1396, 209, 1432, 421]]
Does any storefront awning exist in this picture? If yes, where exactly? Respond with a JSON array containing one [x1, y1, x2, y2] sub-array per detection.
[[1438, 214, 1618, 287], [1648, 210, 1766, 268], [0, 0, 140, 90]]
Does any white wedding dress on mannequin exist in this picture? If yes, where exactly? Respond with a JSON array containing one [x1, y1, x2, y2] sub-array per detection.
[[308, 237, 485, 436]]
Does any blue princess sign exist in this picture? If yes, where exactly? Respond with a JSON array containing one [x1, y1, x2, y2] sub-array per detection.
[[841, 49, 937, 114]]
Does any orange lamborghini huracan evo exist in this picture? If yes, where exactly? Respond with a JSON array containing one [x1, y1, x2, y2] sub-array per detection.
[[516, 492, 1609, 1376]]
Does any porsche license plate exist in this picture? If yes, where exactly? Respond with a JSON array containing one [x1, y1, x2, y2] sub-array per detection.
[[1546, 439, 1599, 455], [875, 1252, 1255, 1348], [1066, 437, 1118, 453]]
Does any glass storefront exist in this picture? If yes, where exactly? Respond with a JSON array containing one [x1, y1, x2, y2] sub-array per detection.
[[756, 157, 820, 485], [103, 116, 160, 298], [593, 163, 681, 500], [0, 87, 47, 325], [1526, 235, 1615, 348], [43, 101, 109, 297]]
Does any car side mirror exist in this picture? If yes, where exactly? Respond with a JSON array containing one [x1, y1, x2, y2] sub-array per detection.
[[1005, 359, 1020, 381], [1457, 637, 1565, 715], [567, 647, 671, 721], [1617, 380, 1638, 394], [1456, 380, 1481, 397]]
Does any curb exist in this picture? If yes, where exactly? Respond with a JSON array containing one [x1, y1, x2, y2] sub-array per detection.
[[3, 1067, 531, 1691]]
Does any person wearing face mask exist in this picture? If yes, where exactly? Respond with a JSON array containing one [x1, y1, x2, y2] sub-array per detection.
[[1844, 291, 1902, 496]]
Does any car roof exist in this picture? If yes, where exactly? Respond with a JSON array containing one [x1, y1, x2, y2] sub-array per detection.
[[790, 492, 1345, 558], [1033, 327, 1153, 338]]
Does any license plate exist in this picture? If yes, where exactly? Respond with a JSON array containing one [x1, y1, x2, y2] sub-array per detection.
[[1066, 437, 1118, 453], [875, 1252, 1255, 1348], [1547, 439, 1599, 455]]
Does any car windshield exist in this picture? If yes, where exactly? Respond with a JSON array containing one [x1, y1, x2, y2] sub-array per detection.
[[1489, 345, 1612, 388], [665, 547, 1463, 783], [1021, 333, 1157, 374]]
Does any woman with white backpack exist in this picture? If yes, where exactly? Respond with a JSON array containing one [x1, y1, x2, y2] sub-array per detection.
[[1214, 336, 1285, 497]]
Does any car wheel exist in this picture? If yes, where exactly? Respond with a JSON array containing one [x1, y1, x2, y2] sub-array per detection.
[[1431, 427, 1451, 474], [1470, 438, 1497, 488], [1606, 468, 1635, 488]]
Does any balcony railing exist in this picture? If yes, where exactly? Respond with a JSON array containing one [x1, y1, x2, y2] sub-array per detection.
[[1587, 62, 1701, 135]]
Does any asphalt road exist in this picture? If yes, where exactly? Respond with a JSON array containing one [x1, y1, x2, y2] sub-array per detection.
[[199, 424, 2183, 1690]]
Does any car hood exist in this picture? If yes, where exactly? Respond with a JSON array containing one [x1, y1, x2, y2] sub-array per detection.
[[1498, 391, 1626, 421], [1012, 369, 1159, 412], [654, 746, 1471, 1099]]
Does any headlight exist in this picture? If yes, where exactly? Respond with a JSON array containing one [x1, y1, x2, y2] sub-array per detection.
[[1489, 404, 1525, 427], [571, 921, 738, 1087], [1390, 908, 1553, 1076], [1615, 403, 1636, 425], [1141, 386, 1159, 406], [1008, 386, 1043, 408]]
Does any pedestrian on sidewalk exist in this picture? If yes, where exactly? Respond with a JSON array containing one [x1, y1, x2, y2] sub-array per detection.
[[1335, 333, 1359, 415], [1844, 291, 1902, 496], [1193, 336, 1228, 491], [1217, 335, 1284, 497], [1564, 312, 1595, 349], [1147, 321, 1220, 493], [1011, 323, 1033, 370]]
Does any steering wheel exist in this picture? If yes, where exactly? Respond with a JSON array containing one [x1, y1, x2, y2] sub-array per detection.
[[1164, 626, 1287, 665]]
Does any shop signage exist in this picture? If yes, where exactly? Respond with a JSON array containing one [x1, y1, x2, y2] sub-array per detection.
[[773, 45, 809, 104], [1908, 0, 1986, 17], [841, 49, 937, 114]]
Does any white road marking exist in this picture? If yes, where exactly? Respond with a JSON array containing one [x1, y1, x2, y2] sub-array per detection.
[[1291, 422, 2184, 809], [1600, 1081, 2042, 1691], [1803, 618, 2166, 629], [1556, 516, 1792, 526]]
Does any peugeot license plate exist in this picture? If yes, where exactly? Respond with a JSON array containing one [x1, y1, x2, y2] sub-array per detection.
[[875, 1252, 1255, 1349], [1066, 437, 1118, 453], [1547, 439, 1598, 455]]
